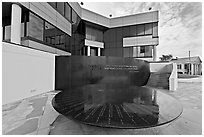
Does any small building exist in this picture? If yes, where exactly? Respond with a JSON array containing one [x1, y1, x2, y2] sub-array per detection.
[[171, 56, 202, 75]]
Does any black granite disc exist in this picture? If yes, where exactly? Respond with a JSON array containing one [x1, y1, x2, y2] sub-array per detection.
[[52, 85, 182, 129]]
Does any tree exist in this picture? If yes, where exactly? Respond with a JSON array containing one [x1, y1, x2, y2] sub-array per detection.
[[159, 54, 173, 61]]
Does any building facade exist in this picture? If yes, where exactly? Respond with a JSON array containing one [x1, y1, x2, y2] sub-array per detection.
[[2, 2, 159, 60], [171, 56, 202, 75], [2, 2, 159, 104]]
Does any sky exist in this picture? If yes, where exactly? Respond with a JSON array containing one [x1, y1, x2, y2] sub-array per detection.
[[82, 2, 202, 59]]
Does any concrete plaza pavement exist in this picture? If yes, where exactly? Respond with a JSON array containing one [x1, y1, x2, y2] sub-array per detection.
[[2, 76, 202, 135]]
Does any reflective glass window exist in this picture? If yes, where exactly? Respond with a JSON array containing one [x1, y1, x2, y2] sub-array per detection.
[[86, 26, 92, 40], [90, 47, 97, 56], [21, 23, 24, 37], [136, 24, 145, 36], [48, 2, 57, 9], [153, 22, 158, 37], [104, 29, 110, 42], [101, 48, 105, 56], [44, 22, 56, 46], [130, 25, 137, 36], [55, 29, 65, 50], [72, 9, 77, 24], [116, 28, 123, 42], [96, 29, 103, 42], [145, 23, 152, 35], [86, 26, 103, 42], [65, 3, 71, 21], [91, 28, 97, 41], [144, 46, 153, 57], [57, 2, 64, 16], [133, 46, 138, 57], [29, 13, 44, 41], [4, 26, 11, 40], [140, 46, 145, 53], [122, 26, 130, 37], [110, 29, 116, 42], [65, 35, 71, 52], [123, 47, 130, 57]]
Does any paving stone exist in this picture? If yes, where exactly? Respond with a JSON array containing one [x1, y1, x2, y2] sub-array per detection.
[[169, 116, 202, 135], [2, 100, 22, 112], [49, 119, 84, 135], [27, 130, 38, 135], [6, 118, 39, 135], [80, 124, 108, 135], [26, 96, 48, 119], [180, 108, 202, 125], [2, 100, 33, 134], [37, 127, 50, 135], [158, 124, 179, 135], [38, 94, 59, 130]]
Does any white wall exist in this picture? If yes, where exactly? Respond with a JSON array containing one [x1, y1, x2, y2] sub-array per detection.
[[123, 36, 159, 47], [150, 62, 178, 91], [81, 8, 158, 28], [2, 42, 55, 105], [169, 63, 178, 91], [81, 8, 110, 27], [150, 62, 172, 72]]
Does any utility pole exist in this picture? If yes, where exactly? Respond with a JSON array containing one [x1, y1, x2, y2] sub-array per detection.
[[189, 50, 191, 75]]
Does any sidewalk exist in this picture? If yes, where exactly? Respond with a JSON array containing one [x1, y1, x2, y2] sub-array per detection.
[[2, 78, 202, 135], [178, 76, 202, 83], [2, 91, 60, 135]]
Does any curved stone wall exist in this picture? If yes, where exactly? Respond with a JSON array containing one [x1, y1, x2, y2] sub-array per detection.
[[55, 56, 150, 90]]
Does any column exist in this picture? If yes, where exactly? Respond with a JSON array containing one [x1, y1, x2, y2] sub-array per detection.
[[153, 46, 157, 61], [191, 63, 194, 75], [87, 46, 90, 56], [98, 48, 101, 56], [11, 3, 22, 44]]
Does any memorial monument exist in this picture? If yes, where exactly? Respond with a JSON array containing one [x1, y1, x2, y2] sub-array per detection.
[[53, 56, 182, 128]]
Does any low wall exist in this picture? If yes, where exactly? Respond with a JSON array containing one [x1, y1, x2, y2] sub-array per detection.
[[169, 63, 178, 91], [147, 62, 178, 91], [55, 56, 150, 90], [2, 42, 55, 104]]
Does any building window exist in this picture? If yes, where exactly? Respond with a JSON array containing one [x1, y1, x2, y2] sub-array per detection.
[[55, 29, 65, 50], [124, 46, 153, 58], [4, 26, 11, 41], [177, 64, 182, 69], [85, 26, 103, 42], [65, 3, 71, 21], [145, 23, 152, 35], [129, 25, 137, 36], [140, 46, 145, 53], [136, 24, 145, 36], [122, 26, 130, 37], [86, 26, 92, 40], [184, 64, 189, 69], [90, 47, 98, 56], [28, 12, 44, 41], [101, 48, 105, 56], [44, 21, 56, 46], [72, 9, 77, 24], [123, 47, 130, 57], [56, 2, 64, 16], [48, 2, 57, 9], [153, 22, 158, 37]]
